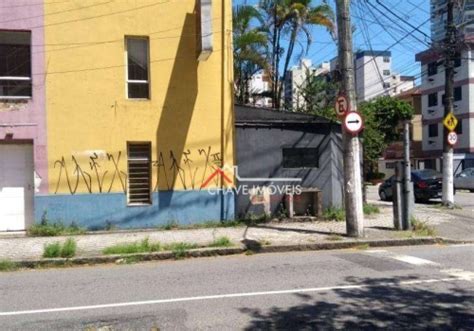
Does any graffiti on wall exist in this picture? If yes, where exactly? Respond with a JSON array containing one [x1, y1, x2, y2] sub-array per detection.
[[53, 147, 223, 195]]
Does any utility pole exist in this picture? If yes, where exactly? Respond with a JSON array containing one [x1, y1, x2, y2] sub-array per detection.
[[442, 0, 456, 207], [336, 0, 364, 237], [402, 120, 412, 230]]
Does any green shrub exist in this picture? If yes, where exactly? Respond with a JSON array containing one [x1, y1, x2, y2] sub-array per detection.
[[43, 242, 61, 258], [28, 221, 85, 237], [363, 203, 380, 215], [209, 236, 233, 247], [43, 239, 77, 258], [102, 238, 161, 255], [60, 238, 77, 258], [163, 242, 198, 260], [411, 218, 436, 237], [323, 206, 345, 221], [0, 260, 18, 272]]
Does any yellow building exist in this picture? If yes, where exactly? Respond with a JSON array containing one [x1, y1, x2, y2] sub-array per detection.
[[36, 0, 235, 228]]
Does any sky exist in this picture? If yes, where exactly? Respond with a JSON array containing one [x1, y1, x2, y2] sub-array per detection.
[[233, 0, 431, 82]]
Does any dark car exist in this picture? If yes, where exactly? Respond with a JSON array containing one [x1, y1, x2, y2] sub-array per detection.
[[378, 169, 443, 202]]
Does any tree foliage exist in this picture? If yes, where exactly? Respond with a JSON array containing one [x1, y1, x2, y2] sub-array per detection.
[[233, 1, 335, 108], [359, 96, 414, 173], [233, 5, 268, 105], [295, 70, 338, 120]]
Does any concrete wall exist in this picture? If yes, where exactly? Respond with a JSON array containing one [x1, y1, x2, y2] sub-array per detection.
[[235, 123, 343, 218], [0, 0, 48, 193]]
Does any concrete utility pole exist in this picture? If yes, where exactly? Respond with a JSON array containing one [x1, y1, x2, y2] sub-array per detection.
[[442, 0, 456, 207], [402, 120, 413, 230], [336, 0, 364, 237]]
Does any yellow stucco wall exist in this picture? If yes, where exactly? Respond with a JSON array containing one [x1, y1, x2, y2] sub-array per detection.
[[44, 0, 234, 194]]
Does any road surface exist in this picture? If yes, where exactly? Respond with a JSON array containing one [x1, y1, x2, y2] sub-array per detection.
[[0, 244, 473, 330]]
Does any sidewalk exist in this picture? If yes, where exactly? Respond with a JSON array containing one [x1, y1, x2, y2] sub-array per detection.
[[0, 197, 471, 261]]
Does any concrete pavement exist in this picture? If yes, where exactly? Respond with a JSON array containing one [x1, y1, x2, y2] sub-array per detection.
[[0, 244, 473, 329], [1, 185, 472, 261]]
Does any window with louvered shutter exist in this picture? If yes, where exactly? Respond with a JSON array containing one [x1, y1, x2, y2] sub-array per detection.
[[127, 142, 151, 205]]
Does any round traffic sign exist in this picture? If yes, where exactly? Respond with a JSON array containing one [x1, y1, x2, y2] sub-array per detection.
[[447, 131, 458, 146], [343, 112, 364, 135], [335, 94, 350, 117]]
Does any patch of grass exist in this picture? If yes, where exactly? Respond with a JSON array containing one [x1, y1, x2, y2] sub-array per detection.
[[363, 203, 380, 215], [208, 236, 233, 248], [60, 238, 77, 258], [260, 239, 272, 246], [354, 243, 369, 250], [411, 218, 436, 237], [43, 239, 77, 258], [0, 260, 18, 272], [43, 242, 61, 258], [163, 242, 198, 260], [245, 249, 255, 256], [323, 206, 345, 222], [28, 222, 85, 237], [103, 238, 161, 255], [326, 234, 343, 241]]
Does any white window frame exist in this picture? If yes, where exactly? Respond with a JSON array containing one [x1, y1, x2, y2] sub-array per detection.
[[0, 31, 32, 100], [125, 36, 150, 100]]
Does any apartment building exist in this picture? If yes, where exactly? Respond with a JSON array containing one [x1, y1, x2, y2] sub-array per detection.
[[416, 1, 474, 172], [284, 59, 330, 110]]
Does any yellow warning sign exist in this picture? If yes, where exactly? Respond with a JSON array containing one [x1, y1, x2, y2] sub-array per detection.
[[443, 112, 458, 131]]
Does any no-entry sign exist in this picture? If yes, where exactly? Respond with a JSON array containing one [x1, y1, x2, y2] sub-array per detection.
[[447, 131, 458, 146], [335, 94, 350, 118], [343, 112, 363, 135]]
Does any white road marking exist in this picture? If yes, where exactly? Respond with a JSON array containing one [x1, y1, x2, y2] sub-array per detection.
[[448, 243, 474, 248], [391, 255, 440, 266], [365, 250, 439, 266], [441, 269, 474, 281], [0, 277, 466, 317]]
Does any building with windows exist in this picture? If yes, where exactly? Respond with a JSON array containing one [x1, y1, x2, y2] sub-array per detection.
[[431, 0, 474, 45], [284, 59, 331, 110], [248, 71, 272, 108], [234, 105, 343, 219], [329, 51, 415, 103], [0, 0, 235, 230], [416, 1, 474, 173]]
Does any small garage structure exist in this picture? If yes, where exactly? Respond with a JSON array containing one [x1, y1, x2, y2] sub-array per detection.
[[234, 105, 343, 219]]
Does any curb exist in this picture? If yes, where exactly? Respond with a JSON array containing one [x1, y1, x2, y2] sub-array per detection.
[[4, 236, 472, 271]]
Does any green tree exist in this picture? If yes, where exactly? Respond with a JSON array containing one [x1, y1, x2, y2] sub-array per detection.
[[260, 0, 334, 109], [233, 5, 268, 105], [359, 96, 414, 176], [295, 69, 339, 120]]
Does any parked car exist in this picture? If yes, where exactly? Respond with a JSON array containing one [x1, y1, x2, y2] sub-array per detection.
[[378, 169, 443, 202], [454, 167, 474, 192]]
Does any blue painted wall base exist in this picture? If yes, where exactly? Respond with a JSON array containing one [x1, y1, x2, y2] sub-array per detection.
[[35, 190, 235, 230]]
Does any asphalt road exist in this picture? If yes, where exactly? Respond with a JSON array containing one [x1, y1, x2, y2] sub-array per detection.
[[368, 185, 474, 240], [367, 184, 474, 211], [0, 244, 473, 330]]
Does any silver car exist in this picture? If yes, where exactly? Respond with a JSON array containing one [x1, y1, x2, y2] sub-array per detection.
[[454, 168, 474, 192]]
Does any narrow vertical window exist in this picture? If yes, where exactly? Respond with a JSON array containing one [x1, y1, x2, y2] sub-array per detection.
[[127, 142, 152, 205], [0, 31, 32, 99], [126, 37, 149, 99]]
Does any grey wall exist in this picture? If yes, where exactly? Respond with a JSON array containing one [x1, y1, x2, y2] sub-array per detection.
[[235, 123, 343, 218]]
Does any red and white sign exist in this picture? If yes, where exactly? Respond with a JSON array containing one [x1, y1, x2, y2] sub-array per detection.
[[335, 94, 350, 117], [343, 112, 364, 135], [447, 131, 458, 146]]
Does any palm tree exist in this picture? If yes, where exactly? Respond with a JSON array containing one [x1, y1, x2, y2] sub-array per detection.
[[260, 0, 334, 109], [233, 5, 268, 105]]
